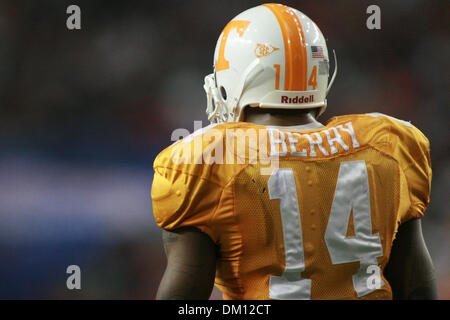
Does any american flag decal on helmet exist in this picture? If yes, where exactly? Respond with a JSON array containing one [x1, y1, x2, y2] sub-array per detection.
[[311, 46, 324, 58]]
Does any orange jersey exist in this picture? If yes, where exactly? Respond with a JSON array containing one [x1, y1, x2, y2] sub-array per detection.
[[151, 113, 431, 300]]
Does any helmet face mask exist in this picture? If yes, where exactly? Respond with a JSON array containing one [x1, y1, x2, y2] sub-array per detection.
[[204, 3, 337, 123]]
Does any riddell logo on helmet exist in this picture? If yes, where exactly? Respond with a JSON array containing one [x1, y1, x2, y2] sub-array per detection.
[[281, 95, 314, 104]]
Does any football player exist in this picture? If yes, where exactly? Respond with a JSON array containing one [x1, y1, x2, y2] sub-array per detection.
[[151, 3, 437, 299]]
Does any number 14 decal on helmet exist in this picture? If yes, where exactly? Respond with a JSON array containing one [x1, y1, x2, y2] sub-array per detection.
[[273, 64, 318, 90], [268, 161, 384, 300]]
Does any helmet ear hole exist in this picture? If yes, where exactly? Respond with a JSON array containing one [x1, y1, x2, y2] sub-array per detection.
[[220, 86, 227, 101]]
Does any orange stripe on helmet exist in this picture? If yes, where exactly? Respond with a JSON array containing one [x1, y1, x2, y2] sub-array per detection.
[[263, 3, 307, 91]]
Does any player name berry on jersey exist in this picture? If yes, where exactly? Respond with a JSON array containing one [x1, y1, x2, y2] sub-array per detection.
[[169, 120, 359, 165], [268, 121, 359, 157]]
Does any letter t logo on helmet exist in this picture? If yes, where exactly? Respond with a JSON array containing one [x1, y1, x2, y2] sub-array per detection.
[[204, 3, 337, 123]]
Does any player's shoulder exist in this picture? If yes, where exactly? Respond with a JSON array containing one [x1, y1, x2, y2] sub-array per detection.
[[326, 112, 430, 148], [326, 112, 413, 127], [154, 123, 217, 168], [153, 121, 265, 169]]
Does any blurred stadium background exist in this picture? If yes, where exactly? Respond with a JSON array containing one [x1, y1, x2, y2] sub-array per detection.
[[0, 0, 448, 299]]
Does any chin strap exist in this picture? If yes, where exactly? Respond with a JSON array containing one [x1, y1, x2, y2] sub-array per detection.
[[326, 50, 338, 96]]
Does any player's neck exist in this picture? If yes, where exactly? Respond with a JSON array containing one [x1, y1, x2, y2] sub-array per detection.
[[244, 111, 323, 128]]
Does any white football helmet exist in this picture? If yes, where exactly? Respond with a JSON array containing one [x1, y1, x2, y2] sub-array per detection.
[[204, 3, 337, 123]]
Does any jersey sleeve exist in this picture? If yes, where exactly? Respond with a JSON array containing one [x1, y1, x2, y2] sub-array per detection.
[[369, 113, 432, 223], [397, 123, 432, 222], [151, 126, 226, 243]]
